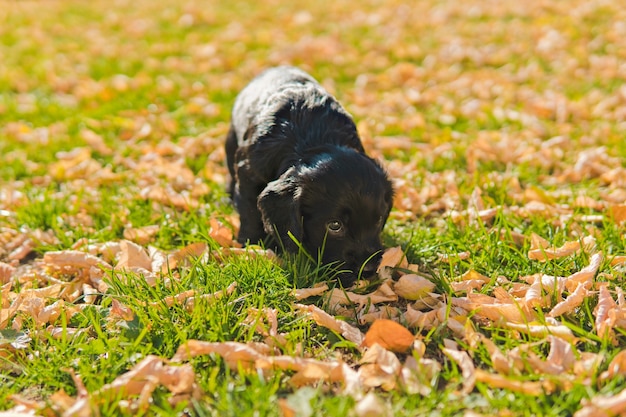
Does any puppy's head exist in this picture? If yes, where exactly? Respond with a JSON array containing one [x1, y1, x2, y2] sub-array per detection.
[[258, 146, 393, 284]]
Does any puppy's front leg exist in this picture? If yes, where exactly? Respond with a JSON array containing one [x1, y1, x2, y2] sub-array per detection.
[[233, 167, 266, 245]]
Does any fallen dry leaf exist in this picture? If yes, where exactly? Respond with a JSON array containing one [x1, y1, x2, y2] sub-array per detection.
[[478, 335, 513, 374], [359, 305, 399, 324], [123, 225, 160, 245], [294, 283, 329, 300], [328, 282, 398, 307], [209, 218, 240, 248], [474, 370, 547, 396], [172, 340, 270, 369], [43, 250, 112, 271], [595, 284, 617, 341], [404, 305, 442, 330], [256, 355, 347, 387], [362, 319, 414, 353], [110, 299, 135, 321], [278, 398, 297, 417], [599, 350, 626, 382], [574, 387, 626, 417], [169, 242, 208, 269], [376, 246, 407, 274], [610, 255, 626, 266], [548, 282, 590, 317], [528, 233, 581, 261], [354, 392, 391, 417], [0, 262, 15, 284], [563, 251, 603, 292], [442, 345, 475, 394], [453, 294, 537, 324], [295, 303, 364, 345], [48, 356, 199, 416], [117, 240, 152, 270], [504, 321, 577, 342], [438, 251, 471, 263], [393, 274, 436, 300], [609, 205, 626, 224]]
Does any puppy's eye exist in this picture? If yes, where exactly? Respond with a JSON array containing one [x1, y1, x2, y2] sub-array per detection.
[[326, 220, 343, 234]]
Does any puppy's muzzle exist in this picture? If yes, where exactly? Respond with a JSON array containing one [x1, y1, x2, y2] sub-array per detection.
[[344, 246, 383, 278]]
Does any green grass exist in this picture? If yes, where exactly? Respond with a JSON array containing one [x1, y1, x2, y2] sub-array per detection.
[[2, 0, 626, 415]]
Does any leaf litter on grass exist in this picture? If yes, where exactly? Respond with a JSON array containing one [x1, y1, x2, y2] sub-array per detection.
[[3, 0, 626, 415], [2, 236, 626, 414]]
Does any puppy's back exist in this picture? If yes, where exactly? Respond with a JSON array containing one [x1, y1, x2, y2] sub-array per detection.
[[230, 66, 361, 153], [231, 67, 316, 141]]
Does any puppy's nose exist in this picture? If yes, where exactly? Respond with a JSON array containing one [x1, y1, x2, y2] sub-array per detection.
[[360, 251, 382, 278], [361, 261, 378, 277]]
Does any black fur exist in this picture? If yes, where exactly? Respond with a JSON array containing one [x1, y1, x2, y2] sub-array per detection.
[[226, 66, 393, 283]]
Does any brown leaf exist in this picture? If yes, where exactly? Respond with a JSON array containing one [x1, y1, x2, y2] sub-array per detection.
[[256, 355, 346, 387], [80, 128, 113, 155], [595, 284, 617, 341], [393, 274, 435, 300], [528, 233, 581, 261], [44, 250, 112, 270], [172, 340, 269, 369], [610, 255, 626, 266], [117, 240, 152, 270], [184, 282, 237, 312], [574, 387, 626, 417], [110, 299, 135, 321], [362, 319, 414, 353], [354, 393, 391, 417], [404, 305, 442, 330], [295, 303, 364, 345], [453, 294, 537, 324], [376, 246, 406, 273], [51, 356, 198, 415], [0, 262, 15, 284], [479, 335, 513, 374], [475, 370, 547, 395], [563, 251, 603, 292], [209, 218, 241, 247], [442, 346, 475, 394], [328, 282, 397, 307], [278, 399, 296, 417], [294, 283, 329, 300], [503, 321, 577, 342], [170, 242, 208, 268], [359, 305, 399, 324], [548, 282, 590, 317], [609, 205, 626, 224], [360, 343, 402, 375], [123, 225, 160, 245], [99, 355, 196, 396], [438, 251, 470, 263], [599, 350, 626, 382]]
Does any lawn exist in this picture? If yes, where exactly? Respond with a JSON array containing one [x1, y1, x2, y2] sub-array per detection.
[[2, 0, 626, 415]]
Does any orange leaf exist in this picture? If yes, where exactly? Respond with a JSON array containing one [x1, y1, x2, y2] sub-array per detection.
[[295, 303, 364, 345], [376, 246, 406, 273], [393, 274, 435, 300], [475, 370, 546, 395], [117, 240, 152, 270], [362, 319, 414, 353], [123, 225, 159, 245], [294, 283, 329, 300], [610, 205, 626, 224]]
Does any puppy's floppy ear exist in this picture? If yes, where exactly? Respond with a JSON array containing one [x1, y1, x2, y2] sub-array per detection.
[[257, 167, 303, 251]]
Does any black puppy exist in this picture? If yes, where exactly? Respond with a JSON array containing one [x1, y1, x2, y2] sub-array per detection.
[[225, 66, 393, 283]]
